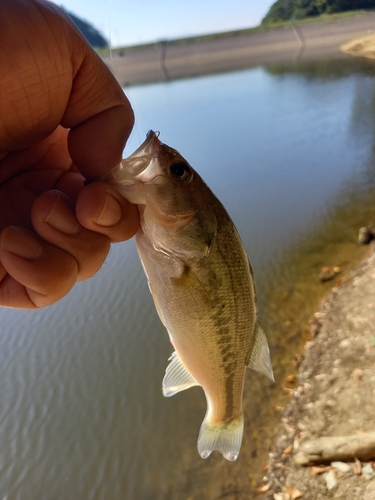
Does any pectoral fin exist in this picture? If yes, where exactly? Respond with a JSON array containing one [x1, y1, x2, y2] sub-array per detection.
[[162, 351, 200, 397], [247, 321, 274, 382]]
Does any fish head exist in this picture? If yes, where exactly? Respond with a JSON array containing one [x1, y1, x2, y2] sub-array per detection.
[[103, 131, 217, 260]]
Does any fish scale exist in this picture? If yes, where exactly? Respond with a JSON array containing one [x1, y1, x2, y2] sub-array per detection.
[[101, 130, 274, 460]]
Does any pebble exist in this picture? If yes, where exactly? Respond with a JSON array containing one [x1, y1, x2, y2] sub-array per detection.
[[301, 370, 312, 380], [339, 339, 351, 349], [331, 461, 352, 472], [314, 312, 326, 320], [319, 266, 340, 282], [363, 463, 375, 479], [325, 470, 338, 490], [352, 368, 363, 380]]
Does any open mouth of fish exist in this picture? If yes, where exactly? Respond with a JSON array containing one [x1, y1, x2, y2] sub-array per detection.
[[101, 131, 164, 186]]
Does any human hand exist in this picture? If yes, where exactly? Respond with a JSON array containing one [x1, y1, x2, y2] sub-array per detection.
[[0, 0, 140, 309]]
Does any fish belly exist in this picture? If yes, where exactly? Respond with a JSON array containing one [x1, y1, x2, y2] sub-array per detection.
[[136, 226, 256, 460]]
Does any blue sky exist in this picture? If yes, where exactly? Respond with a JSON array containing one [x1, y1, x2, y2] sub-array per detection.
[[57, 0, 274, 47]]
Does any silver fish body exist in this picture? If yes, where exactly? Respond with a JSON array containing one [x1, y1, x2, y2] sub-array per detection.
[[102, 131, 273, 460]]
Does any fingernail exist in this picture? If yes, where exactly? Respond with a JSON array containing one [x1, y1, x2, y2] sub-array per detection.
[[1, 227, 42, 259], [96, 192, 122, 227], [45, 195, 81, 234]]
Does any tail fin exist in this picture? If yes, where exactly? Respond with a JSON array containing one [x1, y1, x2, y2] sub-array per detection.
[[197, 414, 244, 461]]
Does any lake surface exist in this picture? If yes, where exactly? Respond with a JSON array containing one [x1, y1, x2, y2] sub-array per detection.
[[1, 57, 375, 499]]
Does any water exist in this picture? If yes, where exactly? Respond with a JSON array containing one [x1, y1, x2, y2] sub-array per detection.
[[1, 57, 375, 499]]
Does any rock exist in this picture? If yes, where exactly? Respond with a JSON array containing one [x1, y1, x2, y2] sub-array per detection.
[[339, 339, 351, 349], [363, 463, 375, 479], [358, 227, 374, 245], [319, 266, 340, 282], [285, 374, 297, 386], [325, 470, 338, 490], [331, 461, 352, 472], [293, 433, 375, 464], [352, 368, 363, 380]]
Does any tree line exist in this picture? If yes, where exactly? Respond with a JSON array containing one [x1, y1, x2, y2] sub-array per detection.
[[62, 7, 108, 49], [262, 0, 374, 24]]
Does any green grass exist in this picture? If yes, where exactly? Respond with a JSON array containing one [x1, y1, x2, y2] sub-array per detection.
[[262, 8, 375, 28]]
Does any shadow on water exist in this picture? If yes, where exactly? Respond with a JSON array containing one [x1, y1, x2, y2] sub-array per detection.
[[172, 59, 375, 499]]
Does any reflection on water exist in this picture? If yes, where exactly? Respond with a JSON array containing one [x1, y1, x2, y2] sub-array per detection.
[[1, 57, 375, 499], [267, 57, 375, 80]]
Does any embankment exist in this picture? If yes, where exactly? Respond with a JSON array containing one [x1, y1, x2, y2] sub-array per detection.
[[103, 12, 375, 86]]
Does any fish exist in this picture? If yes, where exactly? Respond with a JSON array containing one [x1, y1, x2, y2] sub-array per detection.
[[101, 131, 274, 461]]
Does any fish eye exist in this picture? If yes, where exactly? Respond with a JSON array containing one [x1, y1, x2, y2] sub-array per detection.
[[169, 162, 192, 182]]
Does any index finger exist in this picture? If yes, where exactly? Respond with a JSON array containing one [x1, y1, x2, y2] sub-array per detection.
[[60, 20, 134, 179]]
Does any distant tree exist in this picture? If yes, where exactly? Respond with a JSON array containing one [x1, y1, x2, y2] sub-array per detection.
[[261, 0, 295, 23], [262, 0, 374, 23], [61, 7, 108, 49]]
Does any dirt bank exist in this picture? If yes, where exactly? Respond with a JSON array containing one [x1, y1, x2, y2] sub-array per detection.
[[104, 13, 375, 86], [341, 32, 375, 59], [265, 243, 375, 500]]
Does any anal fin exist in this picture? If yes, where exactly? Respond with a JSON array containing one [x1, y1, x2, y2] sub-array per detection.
[[247, 321, 274, 382], [162, 351, 200, 397]]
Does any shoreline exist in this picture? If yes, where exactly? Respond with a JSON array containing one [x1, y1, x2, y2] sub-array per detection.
[[265, 243, 375, 499], [102, 12, 375, 87], [260, 29, 375, 499]]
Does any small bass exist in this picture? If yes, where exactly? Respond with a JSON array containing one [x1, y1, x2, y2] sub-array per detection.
[[102, 131, 274, 461]]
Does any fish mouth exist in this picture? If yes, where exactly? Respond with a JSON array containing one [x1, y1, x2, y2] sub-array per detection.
[[130, 130, 161, 160], [101, 130, 162, 185], [120, 130, 162, 182]]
